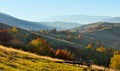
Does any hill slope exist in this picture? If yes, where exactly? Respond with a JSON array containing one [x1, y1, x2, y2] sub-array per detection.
[[72, 22, 120, 48], [0, 13, 51, 30], [0, 45, 84, 71], [73, 22, 117, 32]]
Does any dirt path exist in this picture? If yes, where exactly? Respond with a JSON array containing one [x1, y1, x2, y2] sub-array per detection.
[[91, 65, 115, 71]]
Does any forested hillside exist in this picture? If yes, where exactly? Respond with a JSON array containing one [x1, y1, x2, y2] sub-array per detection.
[[0, 22, 120, 70]]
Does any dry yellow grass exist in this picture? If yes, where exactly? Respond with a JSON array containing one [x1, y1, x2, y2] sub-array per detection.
[[0, 45, 63, 62], [0, 45, 84, 71]]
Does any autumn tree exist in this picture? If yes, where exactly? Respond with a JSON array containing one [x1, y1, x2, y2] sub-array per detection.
[[28, 38, 54, 56], [67, 34, 72, 40], [55, 49, 73, 60], [11, 27, 18, 38], [40, 30, 48, 34], [109, 51, 120, 70], [10, 39, 24, 49], [77, 33, 82, 39], [0, 29, 13, 45], [11, 27, 17, 33], [96, 45, 106, 53], [87, 43, 93, 49]]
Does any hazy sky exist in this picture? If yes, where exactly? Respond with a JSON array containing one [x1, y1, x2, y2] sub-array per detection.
[[0, 0, 120, 21]]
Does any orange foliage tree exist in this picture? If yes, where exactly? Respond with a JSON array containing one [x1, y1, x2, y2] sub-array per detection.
[[55, 49, 73, 60]]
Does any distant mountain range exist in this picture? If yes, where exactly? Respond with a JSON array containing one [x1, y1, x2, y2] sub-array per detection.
[[1, 13, 120, 31], [0, 13, 81, 30], [103, 17, 120, 23], [41, 21, 81, 30], [43, 15, 120, 24]]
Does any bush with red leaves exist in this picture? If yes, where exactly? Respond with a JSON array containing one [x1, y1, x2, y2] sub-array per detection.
[[0, 29, 13, 44]]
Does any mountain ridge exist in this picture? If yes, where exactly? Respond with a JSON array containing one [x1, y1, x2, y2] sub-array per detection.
[[0, 12, 51, 30], [43, 15, 120, 24], [43, 15, 112, 24]]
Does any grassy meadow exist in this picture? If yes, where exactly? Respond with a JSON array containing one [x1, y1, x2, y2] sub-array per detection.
[[0, 45, 89, 71]]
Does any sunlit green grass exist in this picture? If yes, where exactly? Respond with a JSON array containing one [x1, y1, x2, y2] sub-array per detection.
[[0, 46, 86, 71]]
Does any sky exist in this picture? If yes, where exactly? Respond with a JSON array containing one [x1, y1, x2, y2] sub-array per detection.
[[0, 0, 120, 22]]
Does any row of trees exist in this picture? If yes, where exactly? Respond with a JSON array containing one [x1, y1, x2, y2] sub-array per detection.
[[87, 43, 106, 53], [27, 38, 73, 60]]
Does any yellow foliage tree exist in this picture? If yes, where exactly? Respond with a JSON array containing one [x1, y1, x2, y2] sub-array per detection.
[[11, 27, 17, 33], [29, 38, 54, 56], [96, 45, 106, 52], [87, 43, 93, 49], [30, 38, 43, 47], [109, 51, 120, 70], [11, 27, 18, 38]]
